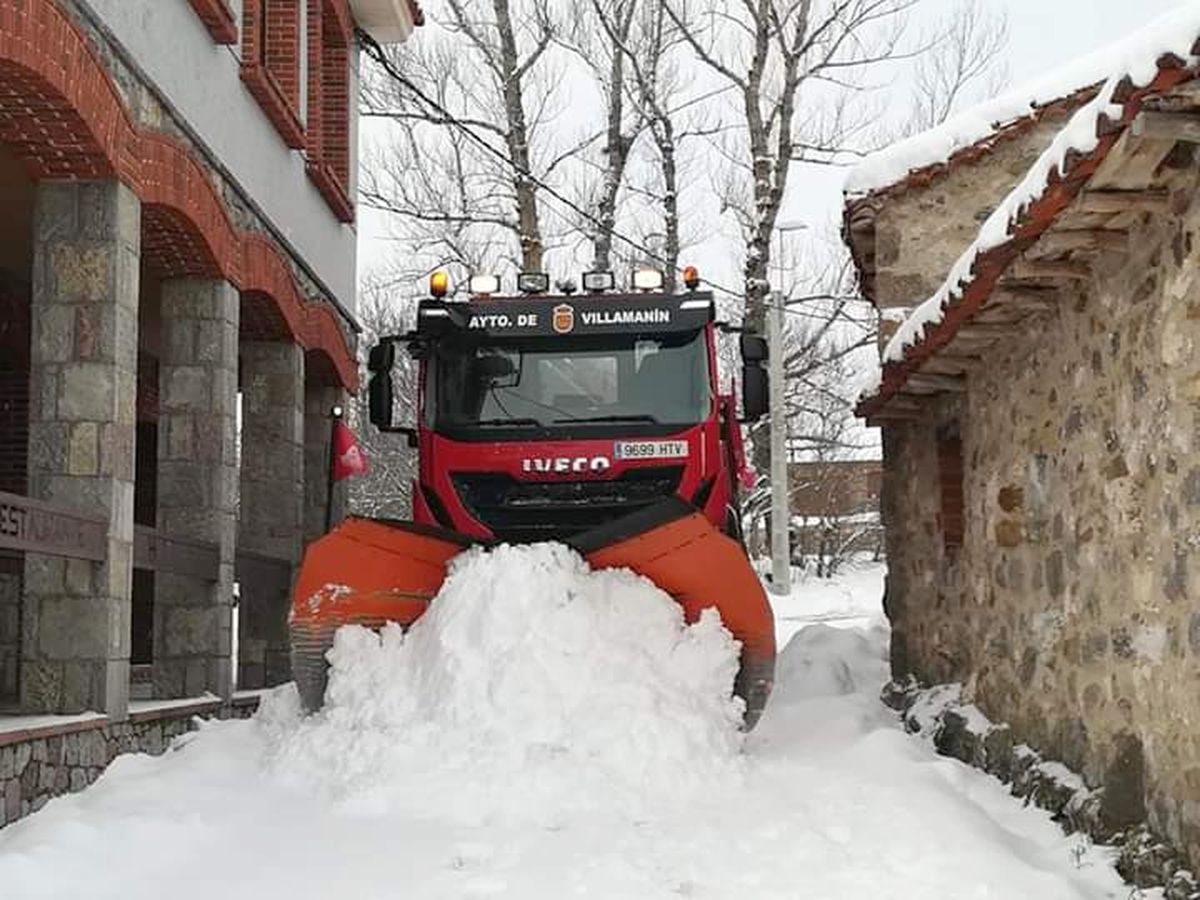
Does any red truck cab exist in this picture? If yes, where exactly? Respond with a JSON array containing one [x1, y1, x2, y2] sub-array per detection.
[[369, 283, 767, 547]]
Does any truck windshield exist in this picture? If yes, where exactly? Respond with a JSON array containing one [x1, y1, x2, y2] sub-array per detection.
[[429, 330, 711, 436]]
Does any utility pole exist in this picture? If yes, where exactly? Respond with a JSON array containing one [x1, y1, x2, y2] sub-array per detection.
[[767, 289, 790, 595]]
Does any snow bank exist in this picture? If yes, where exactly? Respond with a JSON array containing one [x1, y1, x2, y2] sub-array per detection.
[[846, 5, 1200, 197], [261, 542, 745, 825], [863, 5, 1200, 397]]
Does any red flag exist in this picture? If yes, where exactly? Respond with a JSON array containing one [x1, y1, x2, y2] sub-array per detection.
[[331, 420, 369, 481]]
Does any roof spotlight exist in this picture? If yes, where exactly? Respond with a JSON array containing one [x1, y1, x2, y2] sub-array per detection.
[[582, 270, 615, 292], [632, 267, 664, 291], [517, 272, 550, 294], [468, 274, 501, 295]]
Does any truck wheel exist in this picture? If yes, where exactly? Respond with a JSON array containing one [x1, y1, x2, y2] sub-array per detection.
[[290, 622, 333, 713]]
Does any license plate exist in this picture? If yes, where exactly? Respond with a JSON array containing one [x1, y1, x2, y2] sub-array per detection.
[[613, 440, 689, 460]]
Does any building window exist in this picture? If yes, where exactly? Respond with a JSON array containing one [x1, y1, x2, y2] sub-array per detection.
[[305, 0, 355, 222], [188, 0, 239, 44], [937, 425, 965, 553], [241, 0, 307, 148]]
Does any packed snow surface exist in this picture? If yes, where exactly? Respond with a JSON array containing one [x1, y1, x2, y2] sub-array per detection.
[[0, 552, 1137, 898], [862, 4, 1200, 397]]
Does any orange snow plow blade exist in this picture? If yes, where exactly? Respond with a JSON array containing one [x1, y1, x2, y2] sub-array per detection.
[[289, 518, 471, 710], [290, 500, 775, 727]]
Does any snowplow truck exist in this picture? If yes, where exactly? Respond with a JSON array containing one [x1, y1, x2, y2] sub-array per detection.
[[290, 269, 777, 727]]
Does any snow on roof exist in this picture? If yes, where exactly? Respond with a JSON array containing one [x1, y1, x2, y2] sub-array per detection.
[[845, 5, 1200, 198], [858, 5, 1200, 408]]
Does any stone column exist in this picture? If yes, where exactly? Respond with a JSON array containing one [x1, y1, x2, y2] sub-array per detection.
[[238, 341, 304, 688], [23, 181, 140, 716], [154, 279, 239, 700], [303, 384, 351, 543]]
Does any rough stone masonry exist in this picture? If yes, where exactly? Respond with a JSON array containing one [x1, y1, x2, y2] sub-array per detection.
[[854, 102, 1200, 871]]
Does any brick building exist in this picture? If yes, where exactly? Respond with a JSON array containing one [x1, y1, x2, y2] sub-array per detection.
[[847, 21, 1200, 870], [0, 0, 418, 724], [788, 459, 882, 563]]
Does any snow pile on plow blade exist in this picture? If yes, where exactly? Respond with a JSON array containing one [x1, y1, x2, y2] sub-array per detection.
[[271, 541, 746, 821], [291, 499, 775, 727]]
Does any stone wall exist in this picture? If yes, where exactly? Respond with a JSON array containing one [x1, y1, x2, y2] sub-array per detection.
[[882, 165, 1200, 866], [865, 113, 1069, 343]]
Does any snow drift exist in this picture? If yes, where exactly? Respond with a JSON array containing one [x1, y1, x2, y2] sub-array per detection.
[[261, 542, 746, 825]]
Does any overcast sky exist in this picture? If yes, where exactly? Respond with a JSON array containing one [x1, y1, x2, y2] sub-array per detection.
[[358, 0, 1194, 288]]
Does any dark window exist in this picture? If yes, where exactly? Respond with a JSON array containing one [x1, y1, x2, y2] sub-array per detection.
[[428, 330, 711, 440], [937, 426, 965, 552]]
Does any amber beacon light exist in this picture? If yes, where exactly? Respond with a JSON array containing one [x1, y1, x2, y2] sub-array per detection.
[[429, 271, 450, 298]]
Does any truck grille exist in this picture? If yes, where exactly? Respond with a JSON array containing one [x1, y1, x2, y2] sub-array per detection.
[[451, 466, 685, 543]]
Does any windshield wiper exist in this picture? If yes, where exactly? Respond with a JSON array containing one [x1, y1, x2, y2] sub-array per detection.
[[553, 414, 661, 424], [471, 417, 544, 427]]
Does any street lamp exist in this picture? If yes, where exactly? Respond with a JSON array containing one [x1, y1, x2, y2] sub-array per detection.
[[767, 220, 807, 596]]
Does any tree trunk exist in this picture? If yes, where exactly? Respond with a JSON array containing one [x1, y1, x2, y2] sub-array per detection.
[[493, 0, 543, 271]]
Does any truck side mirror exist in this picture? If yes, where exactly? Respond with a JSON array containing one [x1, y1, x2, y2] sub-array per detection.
[[739, 334, 768, 363], [742, 365, 768, 421], [368, 371, 394, 430], [368, 341, 396, 372]]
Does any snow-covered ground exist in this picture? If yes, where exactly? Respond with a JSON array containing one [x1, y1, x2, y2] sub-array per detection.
[[0, 547, 1138, 898]]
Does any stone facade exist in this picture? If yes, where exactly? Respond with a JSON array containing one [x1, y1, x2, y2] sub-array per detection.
[[23, 180, 140, 717], [873, 131, 1200, 866], [0, 0, 368, 718], [238, 342, 305, 690], [155, 279, 240, 699]]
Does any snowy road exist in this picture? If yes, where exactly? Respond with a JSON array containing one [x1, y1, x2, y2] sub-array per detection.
[[0, 550, 1138, 899]]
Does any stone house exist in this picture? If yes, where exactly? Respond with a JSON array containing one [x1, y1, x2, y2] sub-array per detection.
[[846, 20, 1200, 868], [0, 0, 417, 775]]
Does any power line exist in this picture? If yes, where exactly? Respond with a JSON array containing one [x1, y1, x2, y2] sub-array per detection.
[[355, 29, 867, 326]]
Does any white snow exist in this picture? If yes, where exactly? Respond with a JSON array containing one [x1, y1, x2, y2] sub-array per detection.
[[861, 5, 1200, 400], [0, 550, 1138, 899], [846, 4, 1200, 197]]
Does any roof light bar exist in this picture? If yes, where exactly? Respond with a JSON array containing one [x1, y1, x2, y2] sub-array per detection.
[[582, 271, 615, 292], [632, 267, 664, 291], [468, 274, 501, 295], [517, 272, 550, 294]]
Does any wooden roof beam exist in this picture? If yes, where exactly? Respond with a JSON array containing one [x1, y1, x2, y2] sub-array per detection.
[[1029, 228, 1129, 257], [906, 373, 966, 394], [1131, 110, 1200, 144], [1006, 259, 1092, 281], [1078, 189, 1168, 214]]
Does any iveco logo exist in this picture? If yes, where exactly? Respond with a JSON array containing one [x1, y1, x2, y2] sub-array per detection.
[[522, 456, 611, 474]]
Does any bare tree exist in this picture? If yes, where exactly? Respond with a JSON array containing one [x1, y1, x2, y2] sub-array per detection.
[[347, 277, 419, 520], [906, 0, 1009, 132], [664, 0, 915, 334], [564, 0, 646, 272], [360, 0, 571, 276]]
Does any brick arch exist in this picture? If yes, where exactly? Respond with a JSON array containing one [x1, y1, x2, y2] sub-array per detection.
[[138, 134, 239, 281], [0, 3, 136, 180], [0, 0, 359, 391], [239, 234, 358, 389]]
